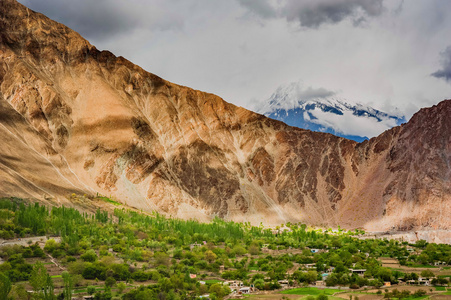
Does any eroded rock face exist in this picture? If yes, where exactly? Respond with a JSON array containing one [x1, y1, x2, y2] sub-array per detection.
[[0, 0, 450, 229]]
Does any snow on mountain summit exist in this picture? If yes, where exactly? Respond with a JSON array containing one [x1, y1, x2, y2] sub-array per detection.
[[257, 82, 406, 142]]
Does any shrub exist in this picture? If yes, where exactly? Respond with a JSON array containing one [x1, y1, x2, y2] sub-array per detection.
[[81, 249, 98, 262], [86, 286, 96, 295], [105, 276, 116, 288], [317, 294, 328, 300], [413, 290, 426, 297]]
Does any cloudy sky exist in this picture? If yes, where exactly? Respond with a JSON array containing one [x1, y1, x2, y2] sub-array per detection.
[[18, 0, 451, 125]]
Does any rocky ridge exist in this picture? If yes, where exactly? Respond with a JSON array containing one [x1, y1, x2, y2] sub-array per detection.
[[0, 0, 450, 230]]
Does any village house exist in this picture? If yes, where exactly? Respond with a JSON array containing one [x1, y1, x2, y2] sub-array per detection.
[[278, 280, 290, 288], [224, 280, 244, 288], [350, 269, 366, 276], [304, 263, 316, 269], [418, 277, 431, 286], [239, 287, 253, 294], [315, 280, 326, 286], [190, 242, 202, 250]]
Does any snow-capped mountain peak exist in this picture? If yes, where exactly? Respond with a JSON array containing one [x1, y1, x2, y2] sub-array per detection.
[[256, 82, 406, 142]]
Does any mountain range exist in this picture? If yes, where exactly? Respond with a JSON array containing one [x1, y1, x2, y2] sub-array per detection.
[[257, 82, 406, 142], [0, 0, 450, 231]]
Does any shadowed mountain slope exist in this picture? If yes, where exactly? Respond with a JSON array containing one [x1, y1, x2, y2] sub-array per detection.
[[1, 0, 450, 230]]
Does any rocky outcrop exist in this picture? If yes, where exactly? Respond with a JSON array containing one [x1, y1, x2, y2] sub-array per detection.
[[0, 0, 450, 229]]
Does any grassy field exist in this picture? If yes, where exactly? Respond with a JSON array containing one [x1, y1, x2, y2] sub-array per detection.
[[203, 279, 223, 284], [282, 287, 342, 295], [404, 296, 428, 300], [98, 196, 121, 206], [242, 294, 344, 300], [409, 264, 439, 268], [73, 287, 105, 294]]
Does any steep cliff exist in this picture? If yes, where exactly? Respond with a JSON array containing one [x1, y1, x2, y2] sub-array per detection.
[[1, 0, 450, 229]]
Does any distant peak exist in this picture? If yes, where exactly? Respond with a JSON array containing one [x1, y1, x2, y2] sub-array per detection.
[[257, 81, 406, 141], [258, 81, 336, 114]]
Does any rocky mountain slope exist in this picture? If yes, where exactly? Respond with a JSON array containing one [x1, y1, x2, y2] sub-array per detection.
[[257, 82, 406, 142], [1, 0, 450, 230]]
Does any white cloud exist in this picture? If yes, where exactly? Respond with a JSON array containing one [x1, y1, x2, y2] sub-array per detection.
[[308, 107, 398, 138], [257, 81, 336, 113]]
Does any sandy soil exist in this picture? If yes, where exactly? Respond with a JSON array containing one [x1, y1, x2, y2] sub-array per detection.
[[335, 293, 383, 300], [430, 295, 451, 300]]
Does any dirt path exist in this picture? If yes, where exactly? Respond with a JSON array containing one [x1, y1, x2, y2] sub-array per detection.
[[47, 253, 65, 271], [0, 236, 61, 248]]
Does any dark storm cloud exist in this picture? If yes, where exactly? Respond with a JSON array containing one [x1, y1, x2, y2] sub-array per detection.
[[299, 87, 335, 100], [431, 47, 451, 82], [237, 0, 385, 28], [282, 0, 385, 28], [19, 0, 183, 41]]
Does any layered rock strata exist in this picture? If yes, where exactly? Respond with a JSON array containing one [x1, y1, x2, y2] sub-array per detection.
[[1, 0, 450, 230]]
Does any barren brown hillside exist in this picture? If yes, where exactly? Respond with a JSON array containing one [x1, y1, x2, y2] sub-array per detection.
[[0, 0, 450, 230]]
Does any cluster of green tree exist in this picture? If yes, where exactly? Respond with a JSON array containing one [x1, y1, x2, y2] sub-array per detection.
[[0, 197, 451, 300], [121, 282, 230, 300], [403, 242, 451, 266], [383, 288, 426, 299], [0, 247, 34, 282]]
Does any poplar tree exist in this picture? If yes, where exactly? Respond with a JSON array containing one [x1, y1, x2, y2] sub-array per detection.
[[29, 261, 54, 300], [0, 272, 11, 300], [62, 271, 73, 300]]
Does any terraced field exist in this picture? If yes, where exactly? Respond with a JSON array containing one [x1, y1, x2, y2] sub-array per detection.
[[379, 258, 451, 276]]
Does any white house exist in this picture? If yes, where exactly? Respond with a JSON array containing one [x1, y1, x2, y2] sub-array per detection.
[[350, 269, 366, 276], [239, 287, 252, 294]]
